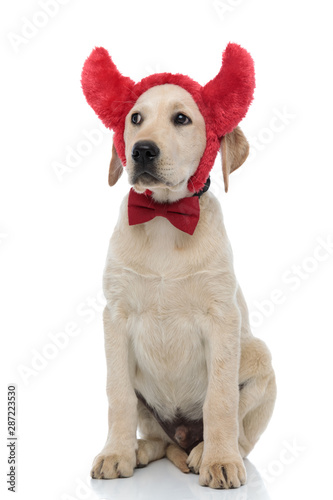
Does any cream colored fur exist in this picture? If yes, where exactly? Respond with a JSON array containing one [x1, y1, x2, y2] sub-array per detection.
[[90, 84, 276, 489]]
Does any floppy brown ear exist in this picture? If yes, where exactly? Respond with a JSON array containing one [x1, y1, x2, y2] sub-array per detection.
[[108, 143, 123, 186], [221, 126, 249, 192]]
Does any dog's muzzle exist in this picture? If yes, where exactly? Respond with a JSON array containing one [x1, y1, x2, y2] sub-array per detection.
[[131, 140, 161, 184]]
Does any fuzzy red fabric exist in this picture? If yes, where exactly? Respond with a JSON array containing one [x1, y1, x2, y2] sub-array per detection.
[[81, 43, 255, 193]]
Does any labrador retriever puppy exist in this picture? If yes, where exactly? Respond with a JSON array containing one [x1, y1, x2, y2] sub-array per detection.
[[89, 82, 277, 489]]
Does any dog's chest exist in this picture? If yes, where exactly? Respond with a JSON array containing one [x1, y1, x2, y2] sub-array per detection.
[[124, 271, 209, 419]]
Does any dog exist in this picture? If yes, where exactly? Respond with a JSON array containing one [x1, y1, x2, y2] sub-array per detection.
[[81, 44, 276, 490]]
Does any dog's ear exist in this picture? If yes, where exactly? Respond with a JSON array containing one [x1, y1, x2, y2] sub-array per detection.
[[108, 143, 123, 186], [221, 127, 249, 192]]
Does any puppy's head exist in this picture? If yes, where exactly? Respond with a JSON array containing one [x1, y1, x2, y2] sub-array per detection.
[[110, 88, 250, 200], [81, 43, 255, 198], [122, 84, 206, 200]]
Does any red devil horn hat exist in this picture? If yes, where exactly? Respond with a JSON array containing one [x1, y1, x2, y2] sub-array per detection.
[[81, 43, 255, 193]]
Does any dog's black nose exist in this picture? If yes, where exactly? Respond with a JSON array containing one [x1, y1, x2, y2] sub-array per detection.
[[131, 141, 160, 164]]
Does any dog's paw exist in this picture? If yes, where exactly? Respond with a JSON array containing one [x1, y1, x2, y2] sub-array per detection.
[[136, 440, 150, 468], [186, 442, 204, 474], [90, 451, 136, 479], [199, 456, 246, 489], [166, 443, 190, 473]]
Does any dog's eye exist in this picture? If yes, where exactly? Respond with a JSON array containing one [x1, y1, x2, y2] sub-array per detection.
[[131, 113, 142, 125], [174, 113, 191, 125]]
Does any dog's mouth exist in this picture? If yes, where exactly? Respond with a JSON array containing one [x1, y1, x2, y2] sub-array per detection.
[[132, 171, 163, 186], [132, 173, 187, 194]]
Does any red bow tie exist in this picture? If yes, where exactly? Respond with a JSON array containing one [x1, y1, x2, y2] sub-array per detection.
[[128, 189, 200, 235]]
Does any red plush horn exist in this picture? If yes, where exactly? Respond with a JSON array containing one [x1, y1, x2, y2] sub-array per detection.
[[201, 43, 255, 136], [81, 47, 135, 130]]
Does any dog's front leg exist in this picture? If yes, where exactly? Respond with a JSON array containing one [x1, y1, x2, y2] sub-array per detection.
[[91, 306, 138, 479], [200, 306, 246, 489]]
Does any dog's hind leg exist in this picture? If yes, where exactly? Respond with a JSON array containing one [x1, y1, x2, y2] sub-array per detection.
[[166, 444, 190, 473], [238, 337, 277, 458], [136, 438, 167, 467], [186, 441, 204, 474], [136, 399, 190, 472], [136, 400, 170, 467]]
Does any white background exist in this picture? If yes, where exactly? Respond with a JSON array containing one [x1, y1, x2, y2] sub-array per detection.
[[1, 1, 333, 499]]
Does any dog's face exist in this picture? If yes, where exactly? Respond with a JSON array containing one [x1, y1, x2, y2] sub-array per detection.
[[123, 84, 206, 200]]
